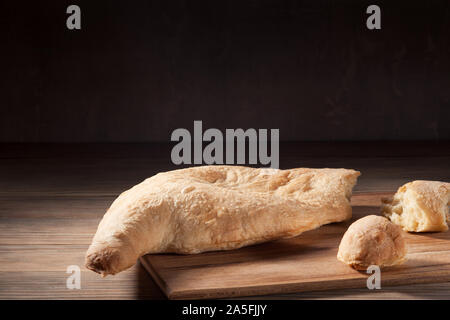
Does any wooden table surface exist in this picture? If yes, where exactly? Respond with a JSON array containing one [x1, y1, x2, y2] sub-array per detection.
[[1, 142, 449, 300]]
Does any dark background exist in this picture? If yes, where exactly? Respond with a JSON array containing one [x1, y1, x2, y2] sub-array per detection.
[[1, 0, 449, 142]]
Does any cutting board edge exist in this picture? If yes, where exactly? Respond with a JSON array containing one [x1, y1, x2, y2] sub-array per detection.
[[139, 256, 174, 297], [166, 277, 366, 300], [141, 250, 450, 300], [142, 266, 450, 300]]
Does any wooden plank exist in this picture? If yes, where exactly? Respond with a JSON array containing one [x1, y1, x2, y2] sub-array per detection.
[[240, 281, 450, 300], [0, 143, 448, 299], [0, 243, 165, 299], [141, 193, 450, 299], [0, 263, 165, 300]]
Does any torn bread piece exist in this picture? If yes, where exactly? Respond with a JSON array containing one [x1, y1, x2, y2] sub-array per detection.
[[337, 215, 407, 270], [86, 165, 360, 276], [382, 180, 450, 232]]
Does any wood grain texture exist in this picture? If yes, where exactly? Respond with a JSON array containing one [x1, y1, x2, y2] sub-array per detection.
[[3, 2, 450, 143], [0, 142, 449, 299], [140, 193, 450, 299]]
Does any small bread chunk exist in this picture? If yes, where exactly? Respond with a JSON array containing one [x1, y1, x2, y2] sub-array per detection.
[[337, 215, 407, 270], [381, 180, 450, 232]]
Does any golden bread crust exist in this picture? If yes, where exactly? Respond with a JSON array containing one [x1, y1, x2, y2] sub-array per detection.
[[86, 165, 360, 276], [337, 215, 407, 270]]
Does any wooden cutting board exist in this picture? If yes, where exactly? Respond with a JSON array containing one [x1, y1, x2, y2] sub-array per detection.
[[140, 193, 450, 299]]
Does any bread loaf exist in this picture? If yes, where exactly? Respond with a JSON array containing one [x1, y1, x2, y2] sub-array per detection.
[[86, 166, 360, 276]]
